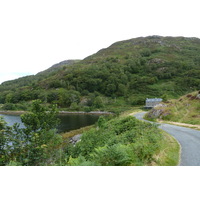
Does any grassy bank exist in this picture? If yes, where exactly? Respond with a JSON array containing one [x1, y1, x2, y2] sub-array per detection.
[[145, 91, 200, 126], [150, 130, 180, 166], [1, 106, 180, 166], [62, 111, 180, 166], [61, 125, 94, 140], [0, 110, 26, 115]]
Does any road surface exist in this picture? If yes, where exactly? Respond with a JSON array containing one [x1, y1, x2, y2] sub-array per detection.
[[134, 112, 200, 166]]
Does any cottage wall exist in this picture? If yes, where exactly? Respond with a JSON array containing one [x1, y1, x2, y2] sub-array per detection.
[[145, 98, 162, 108]]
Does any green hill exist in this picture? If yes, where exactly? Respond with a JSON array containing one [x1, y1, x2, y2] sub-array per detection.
[[0, 59, 79, 91], [0, 36, 200, 112]]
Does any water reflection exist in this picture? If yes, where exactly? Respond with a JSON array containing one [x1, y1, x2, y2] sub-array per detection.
[[0, 114, 100, 133]]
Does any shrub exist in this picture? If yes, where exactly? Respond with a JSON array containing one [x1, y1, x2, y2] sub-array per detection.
[[67, 116, 163, 166], [2, 103, 17, 110], [1, 100, 63, 166], [90, 144, 134, 166]]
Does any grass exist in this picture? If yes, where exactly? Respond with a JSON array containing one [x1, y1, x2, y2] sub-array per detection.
[[150, 130, 180, 166], [137, 111, 180, 165], [167, 92, 200, 125], [120, 106, 145, 117], [130, 109, 180, 166], [145, 91, 200, 126], [61, 125, 94, 141], [158, 120, 200, 131]]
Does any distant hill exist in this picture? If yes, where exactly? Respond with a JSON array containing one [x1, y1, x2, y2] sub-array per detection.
[[0, 59, 79, 92], [36, 60, 80, 76], [146, 91, 200, 125], [0, 36, 200, 112]]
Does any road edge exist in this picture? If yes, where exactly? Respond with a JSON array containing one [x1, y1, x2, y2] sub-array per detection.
[[133, 111, 181, 166]]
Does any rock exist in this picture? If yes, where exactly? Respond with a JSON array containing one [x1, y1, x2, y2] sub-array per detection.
[[196, 94, 200, 99], [147, 108, 164, 119], [149, 58, 164, 64], [70, 134, 82, 145], [154, 103, 167, 108]]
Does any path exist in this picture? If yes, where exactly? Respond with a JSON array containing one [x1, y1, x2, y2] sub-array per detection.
[[134, 112, 200, 166]]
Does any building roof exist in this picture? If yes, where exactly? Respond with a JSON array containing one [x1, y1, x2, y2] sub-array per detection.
[[146, 98, 163, 102]]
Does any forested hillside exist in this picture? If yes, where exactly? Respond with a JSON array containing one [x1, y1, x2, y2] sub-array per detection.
[[0, 36, 200, 112]]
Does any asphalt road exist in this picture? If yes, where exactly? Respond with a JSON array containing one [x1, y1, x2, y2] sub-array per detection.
[[134, 112, 200, 166]]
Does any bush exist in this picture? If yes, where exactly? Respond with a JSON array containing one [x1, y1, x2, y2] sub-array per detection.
[[129, 97, 145, 106], [1, 100, 63, 166], [83, 106, 92, 112], [90, 144, 135, 166], [70, 102, 79, 111], [67, 116, 163, 166], [2, 103, 17, 110]]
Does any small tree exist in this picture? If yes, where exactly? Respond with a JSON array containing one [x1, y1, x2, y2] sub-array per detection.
[[161, 94, 168, 102], [10, 100, 62, 166], [93, 96, 104, 109], [0, 117, 13, 165]]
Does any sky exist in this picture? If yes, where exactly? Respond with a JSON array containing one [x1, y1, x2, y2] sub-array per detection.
[[0, 0, 200, 84]]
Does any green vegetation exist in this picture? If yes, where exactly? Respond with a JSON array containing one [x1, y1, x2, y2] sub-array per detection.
[[2, 36, 198, 166], [0, 36, 200, 113], [65, 115, 179, 166], [0, 100, 63, 166], [146, 91, 200, 125], [152, 130, 180, 166], [0, 101, 180, 166]]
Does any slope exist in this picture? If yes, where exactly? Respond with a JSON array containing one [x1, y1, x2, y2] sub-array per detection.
[[146, 91, 200, 125], [0, 59, 79, 92], [0, 36, 200, 112]]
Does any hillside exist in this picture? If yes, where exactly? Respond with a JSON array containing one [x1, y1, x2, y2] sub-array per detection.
[[0, 36, 200, 112], [0, 59, 79, 92], [146, 91, 200, 125], [36, 60, 80, 76]]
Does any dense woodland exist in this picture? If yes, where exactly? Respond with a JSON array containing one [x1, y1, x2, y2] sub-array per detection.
[[0, 36, 200, 113]]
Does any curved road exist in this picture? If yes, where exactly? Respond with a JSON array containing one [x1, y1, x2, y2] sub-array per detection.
[[134, 112, 200, 166]]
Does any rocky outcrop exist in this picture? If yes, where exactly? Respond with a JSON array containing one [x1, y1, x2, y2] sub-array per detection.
[[146, 103, 169, 119], [69, 134, 82, 145], [196, 91, 200, 99], [146, 108, 164, 119]]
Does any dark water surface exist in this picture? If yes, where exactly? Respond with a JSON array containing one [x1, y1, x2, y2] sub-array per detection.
[[0, 114, 100, 133], [57, 114, 100, 132]]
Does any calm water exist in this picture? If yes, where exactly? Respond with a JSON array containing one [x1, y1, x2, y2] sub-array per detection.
[[0, 114, 100, 133]]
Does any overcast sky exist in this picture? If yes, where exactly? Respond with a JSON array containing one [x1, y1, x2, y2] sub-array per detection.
[[0, 0, 199, 84]]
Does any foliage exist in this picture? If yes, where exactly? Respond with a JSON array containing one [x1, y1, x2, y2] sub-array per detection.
[[67, 116, 163, 166], [161, 94, 168, 102], [0, 117, 13, 165], [1, 36, 200, 112], [0, 100, 63, 166]]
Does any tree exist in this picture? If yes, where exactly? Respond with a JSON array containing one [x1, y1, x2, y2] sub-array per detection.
[[0, 117, 13, 165], [93, 96, 104, 109], [105, 84, 116, 96], [1, 100, 63, 166], [161, 94, 168, 102]]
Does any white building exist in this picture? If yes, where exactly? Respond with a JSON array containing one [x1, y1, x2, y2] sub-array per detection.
[[145, 98, 163, 108]]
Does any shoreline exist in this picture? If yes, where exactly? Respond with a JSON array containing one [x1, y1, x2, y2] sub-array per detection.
[[58, 111, 113, 115], [0, 110, 113, 116], [0, 111, 26, 115]]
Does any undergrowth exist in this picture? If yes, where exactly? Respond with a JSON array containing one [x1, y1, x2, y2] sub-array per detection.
[[64, 115, 179, 166]]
